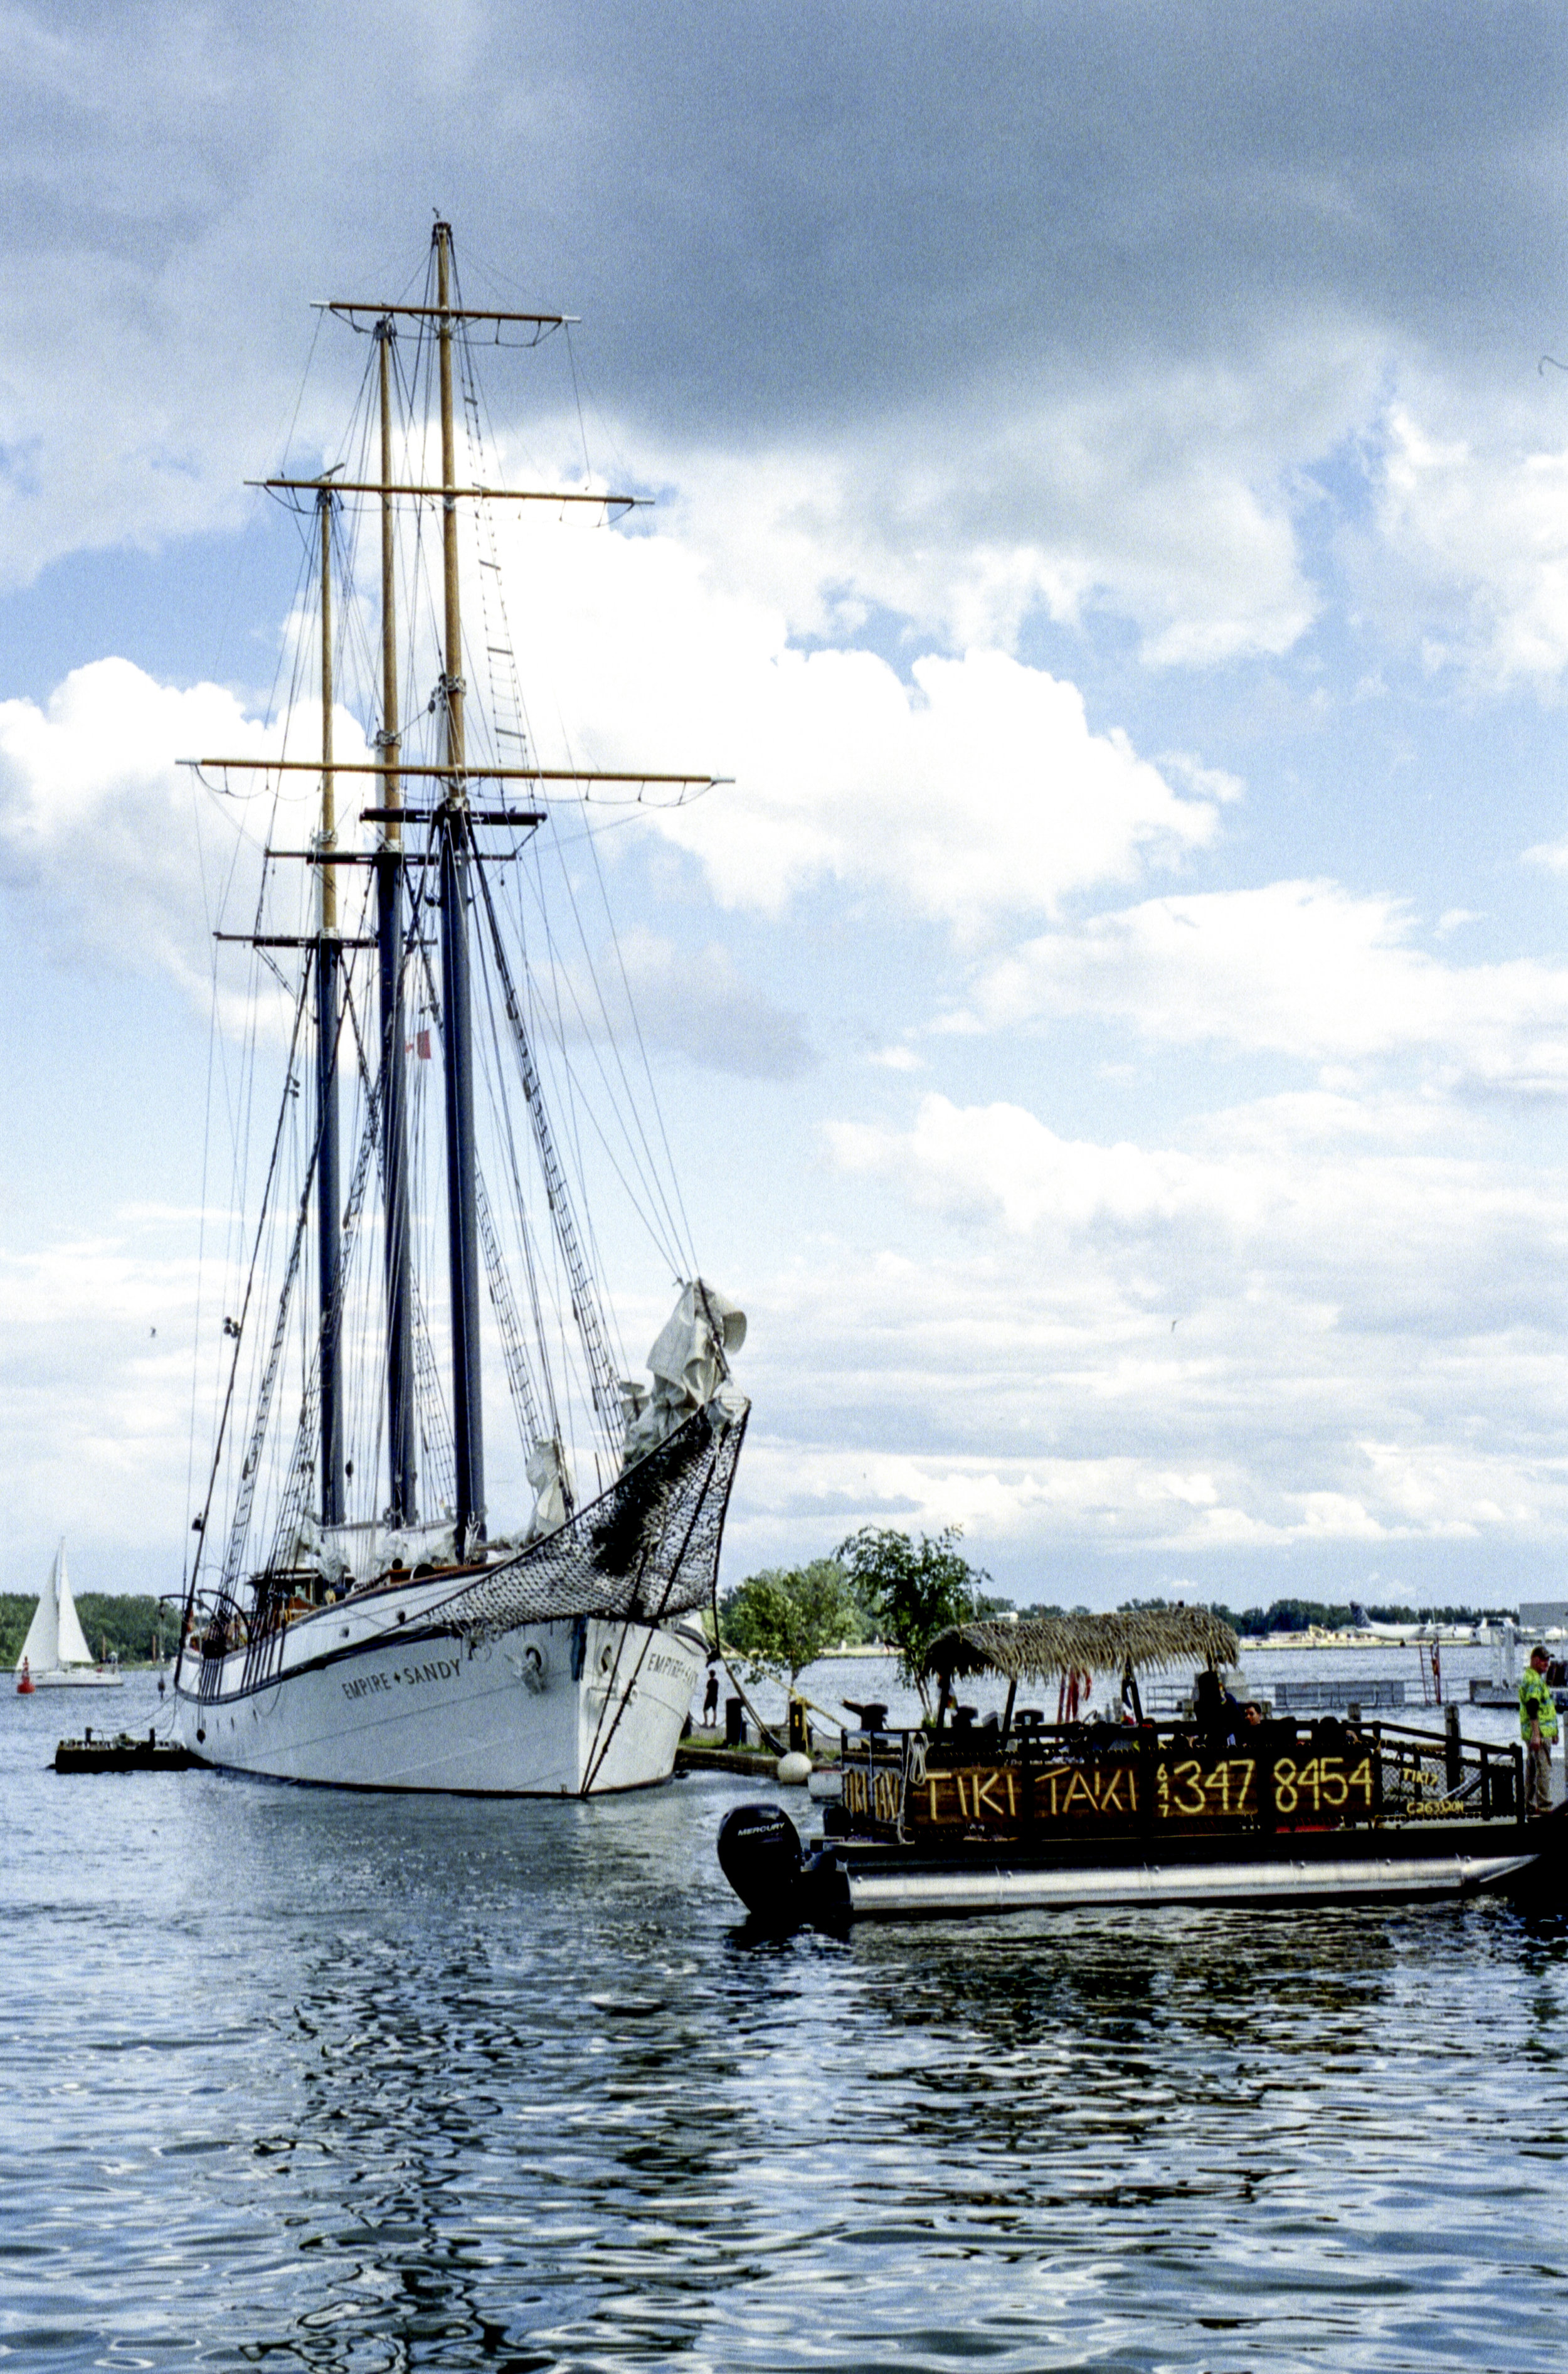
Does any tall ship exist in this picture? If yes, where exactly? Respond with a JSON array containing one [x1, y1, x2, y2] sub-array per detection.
[[171, 222, 747, 1793]]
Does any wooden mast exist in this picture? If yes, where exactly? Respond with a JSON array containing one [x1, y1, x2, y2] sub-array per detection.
[[434, 218, 485, 1551], [315, 484, 344, 1529], [438, 227, 465, 776], [376, 320, 417, 1528]]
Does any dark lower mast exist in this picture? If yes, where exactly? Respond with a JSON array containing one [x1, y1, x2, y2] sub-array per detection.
[[375, 319, 417, 1527], [435, 220, 485, 1550], [315, 486, 344, 1530]]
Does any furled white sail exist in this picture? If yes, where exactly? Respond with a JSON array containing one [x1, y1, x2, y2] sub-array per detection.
[[623, 1281, 747, 1461], [16, 1543, 93, 1673], [524, 1439, 574, 1538]]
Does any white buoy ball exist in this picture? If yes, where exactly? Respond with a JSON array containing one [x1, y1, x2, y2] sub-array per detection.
[[775, 1750, 813, 1786]]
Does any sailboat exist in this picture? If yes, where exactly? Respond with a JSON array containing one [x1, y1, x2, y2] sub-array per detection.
[[169, 222, 748, 1793], [14, 1542, 124, 1690]]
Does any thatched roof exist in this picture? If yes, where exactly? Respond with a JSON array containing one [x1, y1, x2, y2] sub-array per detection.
[[923, 1609, 1239, 1683]]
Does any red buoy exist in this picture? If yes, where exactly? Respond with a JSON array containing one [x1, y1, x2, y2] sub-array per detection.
[[16, 1657, 34, 1695]]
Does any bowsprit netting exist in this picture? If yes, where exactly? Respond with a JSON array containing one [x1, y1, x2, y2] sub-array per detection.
[[430, 1398, 748, 1640]]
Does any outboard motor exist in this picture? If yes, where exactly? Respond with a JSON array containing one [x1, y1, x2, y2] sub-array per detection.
[[718, 1802, 804, 1923]]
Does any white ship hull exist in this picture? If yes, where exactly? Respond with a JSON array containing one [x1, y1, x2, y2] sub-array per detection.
[[169, 1579, 704, 1794], [22, 1668, 124, 1689]]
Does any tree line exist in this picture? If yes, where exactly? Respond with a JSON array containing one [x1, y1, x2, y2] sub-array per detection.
[[0, 1594, 175, 1669], [1223, 1597, 1510, 1635]]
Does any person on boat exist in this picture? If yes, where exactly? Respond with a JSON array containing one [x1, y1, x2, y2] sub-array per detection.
[[1193, 1668, 1244, 1749], [1520, 1645, 1559, 1816], [702, 1658, 720, 1730]]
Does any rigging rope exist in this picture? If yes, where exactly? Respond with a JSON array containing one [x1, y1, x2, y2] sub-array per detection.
[[471, 852, 625, 1439]]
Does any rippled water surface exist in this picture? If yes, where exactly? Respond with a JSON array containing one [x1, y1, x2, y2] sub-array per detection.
[[5, 1674, 1568, 2373]]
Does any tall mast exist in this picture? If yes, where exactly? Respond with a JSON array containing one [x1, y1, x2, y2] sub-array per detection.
[[376, 321, 418, 1528], [435, 219, 485, 1550], [315, 486, 345, 1530]]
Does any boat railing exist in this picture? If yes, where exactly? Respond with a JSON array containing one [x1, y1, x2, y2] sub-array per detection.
[[1352, 1715, 1524, 1822], [195, 1594, 252, 1699]]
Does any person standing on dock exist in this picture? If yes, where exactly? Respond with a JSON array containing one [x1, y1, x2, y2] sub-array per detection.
[[1520, 1646, 1559, 1816]]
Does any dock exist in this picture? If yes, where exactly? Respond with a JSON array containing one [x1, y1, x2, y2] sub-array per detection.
[[675, 1742, 781, 1776], [1269, 1678, 1407, 1713], [54, 1729, 199, 1774], [1471, 1678, 1568, 1711]]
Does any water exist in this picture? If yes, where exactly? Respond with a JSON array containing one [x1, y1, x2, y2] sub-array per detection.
[[5, 1674, 1568, 2373]]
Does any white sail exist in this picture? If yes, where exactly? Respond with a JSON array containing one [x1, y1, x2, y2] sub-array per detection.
[[16, 1541, 93, 1673], [16, 1549, 59, 1672], [54, 1545, 94, 1666]]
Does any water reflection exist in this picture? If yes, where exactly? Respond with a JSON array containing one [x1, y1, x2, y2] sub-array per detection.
[[4, 1685, 1568, 2372]]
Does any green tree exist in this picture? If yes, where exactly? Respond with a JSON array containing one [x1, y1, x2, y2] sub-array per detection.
[[836, 1525, 990, 1711], [719, 1558, 862, 1691]]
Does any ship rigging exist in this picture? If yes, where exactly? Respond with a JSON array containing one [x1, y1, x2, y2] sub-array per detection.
[[171, 221, 747, 1794]]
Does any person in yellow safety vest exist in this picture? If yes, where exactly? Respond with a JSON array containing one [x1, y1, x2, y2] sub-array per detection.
[[1519, 1645, 1559, 1817]]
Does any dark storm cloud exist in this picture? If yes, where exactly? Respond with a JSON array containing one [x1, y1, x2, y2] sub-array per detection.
[[450, 0, 1568, 430], [4, 0, 1567, 616], [13, 1, 1568, 429]]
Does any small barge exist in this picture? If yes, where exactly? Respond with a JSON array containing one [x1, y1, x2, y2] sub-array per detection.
[[55, 1730, 199, 1774], [717, 1610, 1568, 1927]]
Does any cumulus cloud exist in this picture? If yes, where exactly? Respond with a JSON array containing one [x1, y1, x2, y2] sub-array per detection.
[[0, 1223, 205, 1590], [606, 929, 816, 1080], [721, 1089, 1568, 1567], [1358, 402, 1568, 684], [962, 879, 1568, 1094], [0, 656, 376, 1001], [481, 503, 1222, 926], [828, 1090, 1559, 1306], [0, 564, 1224, 1019], [632, 359, 1339, 666], [6, 0, 1568, 677]]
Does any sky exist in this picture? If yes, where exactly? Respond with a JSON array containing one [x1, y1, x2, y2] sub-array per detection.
[[7, 0, 1568, 1612]]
